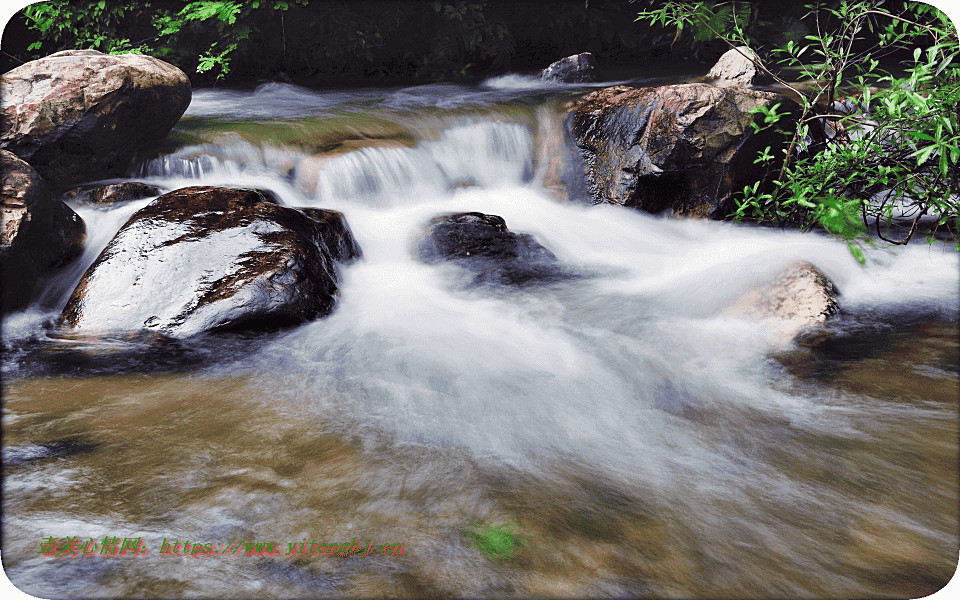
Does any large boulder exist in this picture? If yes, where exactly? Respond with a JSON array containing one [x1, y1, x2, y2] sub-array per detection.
[[1, 150, 85, 312], [59, 186, 361, 337], [414, 212, 564, 285], [540, 52, 598, 83], [706, 46, 762, 88], [567, 83, 796, 217], [1, 50, 191, 186]]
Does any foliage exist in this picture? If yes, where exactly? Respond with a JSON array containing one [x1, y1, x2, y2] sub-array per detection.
[[21, 0, 155, 55], [150, 1, 302, 80], [421, 1, 515, 78], [7, 0, 706, 84], [637, 1, 959, 259]]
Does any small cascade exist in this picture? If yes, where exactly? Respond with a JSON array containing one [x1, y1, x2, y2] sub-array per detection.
[[313, 146, 447, 205], [310, 121, 534, 206], [133, 121, 533, 206], [136, 138, 308, 181]]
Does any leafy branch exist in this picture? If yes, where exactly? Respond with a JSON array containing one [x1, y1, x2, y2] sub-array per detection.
[[637, 1, 959, 259]]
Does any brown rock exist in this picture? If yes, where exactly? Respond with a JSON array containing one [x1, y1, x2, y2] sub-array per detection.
[[1, 150, 85, 312], [1, 50, 191, 186], [567, 83, 796, 218], [59, 186, 361, 337]]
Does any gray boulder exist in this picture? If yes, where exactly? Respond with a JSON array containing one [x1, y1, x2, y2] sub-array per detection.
[[540, 52, 597, 83], [707, 46, 762, 87], [567, 83, 797, 218], [59, 186, 361, 337], [1, 50, 191, 186], [1, 150, 85, 312]]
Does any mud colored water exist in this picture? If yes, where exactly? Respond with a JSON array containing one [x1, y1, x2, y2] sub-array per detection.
[[3, 76, 958, 598]]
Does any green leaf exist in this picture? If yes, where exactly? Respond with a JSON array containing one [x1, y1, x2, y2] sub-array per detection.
[[847, 241, 866, 265]]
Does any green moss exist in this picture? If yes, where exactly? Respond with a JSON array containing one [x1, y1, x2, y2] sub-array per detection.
[[169, 114, 415, 154]]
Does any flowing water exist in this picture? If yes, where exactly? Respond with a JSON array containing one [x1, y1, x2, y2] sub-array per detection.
[[2, 76, 958, 599]]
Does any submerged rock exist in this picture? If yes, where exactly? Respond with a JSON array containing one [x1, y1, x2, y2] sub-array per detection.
[[1, 150, 85, 312], [59, 186, 361, 337], [60, 182, 164, 207], [1, 50, 191, 186], [567, 83, 796, 218], [706, 46, 762, 87], [540, 52, 598, 83], [414, 212, 563, 285]]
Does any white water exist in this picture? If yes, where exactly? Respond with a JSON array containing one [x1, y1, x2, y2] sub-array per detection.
[[53, 96, 959, 476], [3, 82, 958, 598]]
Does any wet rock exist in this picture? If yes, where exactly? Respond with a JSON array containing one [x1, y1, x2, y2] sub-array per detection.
[[706, 46, 762, 87], [568, 83, 796, 217], [540, 52, 598, 83], [1, 50, 191, 186], [60, 182, 164, 207], [59, 186, 361, 337], [297, 207, 363, 263], [1, 150, 85, 312], [414, 212, 563, 285], [727, 261, 840, 343]]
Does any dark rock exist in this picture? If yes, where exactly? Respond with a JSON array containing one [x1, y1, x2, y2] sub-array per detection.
[[540, 52, 597, 83], [1, 50, 191, 186], [1, 150, 85, 312], [706, 46, 762, 87], [414, 212, 563, 285], [59, 186, 361, 337], [297, 207, 363, 263], [60, 182, 164, 207], [567, 83, 797, 217], [3, 438, 97, 466]]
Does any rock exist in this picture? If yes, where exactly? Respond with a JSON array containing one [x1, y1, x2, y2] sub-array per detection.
[[59, 186, 361, 337], [1, 150, 85, 312], [297, 207, 363, 263], [568, 83, 797, 217], [1, 50, 191, 186], [706, 46, 761, 87], [727, 261, 840, 343], [754, 262, 840, 324], [60, 182, 164, 207], [414, 212, 563, 285], [540, 52, 598, 83]]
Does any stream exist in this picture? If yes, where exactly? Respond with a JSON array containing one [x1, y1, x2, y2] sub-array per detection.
[[2, 75, 958, 598]]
